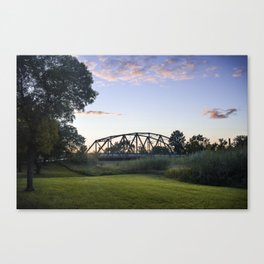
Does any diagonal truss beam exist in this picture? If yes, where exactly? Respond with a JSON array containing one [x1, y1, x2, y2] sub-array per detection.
[[87, 132, 173, 154]]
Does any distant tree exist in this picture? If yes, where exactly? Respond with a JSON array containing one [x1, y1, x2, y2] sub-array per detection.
[[104, 140, 135, 154], [138, 146, 148, 154], [185, 134, 210, 154], [169, 130, 186, 155], [233, 135, 247, 148], [207, 142, 218, 151], [70, 145, 88, 164], [104, 142, 120, 154], [151, 146, 170, 155], [120, 140, 135, 153], [17, 55, 97, 191], [217, 138, 228, 150]]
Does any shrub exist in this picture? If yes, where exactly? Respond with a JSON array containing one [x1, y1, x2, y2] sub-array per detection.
[[165, 147, 247, 187]]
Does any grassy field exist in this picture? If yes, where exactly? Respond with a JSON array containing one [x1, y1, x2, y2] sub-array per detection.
[[17, 164, 247, 209]]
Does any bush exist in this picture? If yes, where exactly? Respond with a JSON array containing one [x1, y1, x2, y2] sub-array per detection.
[[121, 156, 171, 173], [165, 147, 247, 187]]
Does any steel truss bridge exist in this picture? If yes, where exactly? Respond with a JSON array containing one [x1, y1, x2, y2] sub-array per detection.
[[87, 132, 173, 155]]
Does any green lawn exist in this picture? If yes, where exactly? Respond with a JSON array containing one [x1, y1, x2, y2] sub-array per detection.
[[17, 165, 247, 209]]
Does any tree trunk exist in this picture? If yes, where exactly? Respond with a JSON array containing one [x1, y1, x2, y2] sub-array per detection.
[[25, 147, 35, 191]]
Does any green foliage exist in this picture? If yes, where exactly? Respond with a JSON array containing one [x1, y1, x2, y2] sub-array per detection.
[[169, 130, 186, 154], [165, 167, 191, 178], [17, 56, 98, 123], [35, 118, 59, 154], [185, 134, 210, 154], [138, 146, 148, 154], [17, 164, 247, 209], [104, 140, 135, 154], [233, 135, 247, 148], [17, 55, 97, 189], [165, 147, 247, 187], [120, 157, 171, 173], [217, 138, 228, 150], [52, 123, 86, 159], [208, 142, 218, 151], [62, 156, 171, 176], [151, 146, 170, 155], [68, 145, 89, 164]]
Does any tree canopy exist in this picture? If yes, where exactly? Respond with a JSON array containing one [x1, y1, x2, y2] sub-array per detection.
[[17, 55, 98, 191], [185, 134, 210, 154], [233, 135, 247, 148]]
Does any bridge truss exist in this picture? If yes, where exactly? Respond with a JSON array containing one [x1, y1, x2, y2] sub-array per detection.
[[87, 132, 173, 155]]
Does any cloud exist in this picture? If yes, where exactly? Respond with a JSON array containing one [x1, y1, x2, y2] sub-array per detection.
[[204, 108, 237, 119], [203, 66, 220, 78], [206, 66, 218, 72], [150, 61, 194, 81], [232, 67, 244, 78], [82, 56, 198, 84], [84, 61, 97, 71], [74, 111, 122, 116]]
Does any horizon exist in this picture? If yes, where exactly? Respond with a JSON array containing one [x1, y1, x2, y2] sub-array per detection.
[[73, 55, 247, 149]]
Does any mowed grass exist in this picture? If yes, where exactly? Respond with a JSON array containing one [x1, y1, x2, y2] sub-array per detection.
[[17, 165, 247, 209]]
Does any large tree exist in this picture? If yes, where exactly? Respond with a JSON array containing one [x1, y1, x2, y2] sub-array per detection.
[[17, 55, 98, 191], [169, 130, 186, 155]]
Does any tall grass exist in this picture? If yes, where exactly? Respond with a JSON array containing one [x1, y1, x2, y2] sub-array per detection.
[[120, 156, 171, 173], [62, 156, 171, 176], [165, 147, 247, 187], [62, 149, 247, 188]]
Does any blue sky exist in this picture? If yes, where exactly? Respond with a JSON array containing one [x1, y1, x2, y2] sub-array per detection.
[[74, 56, 247, 148]]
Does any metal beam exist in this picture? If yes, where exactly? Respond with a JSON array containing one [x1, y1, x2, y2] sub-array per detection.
[[88, 132, 173, 155]]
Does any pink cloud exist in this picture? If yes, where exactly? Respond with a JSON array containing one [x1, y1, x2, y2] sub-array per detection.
[[82, 56, 197, 84], [150, 62, 194, 81], [204, 108, 237, 119]]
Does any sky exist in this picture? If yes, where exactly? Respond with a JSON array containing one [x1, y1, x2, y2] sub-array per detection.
[[74, 55, 247, 149]]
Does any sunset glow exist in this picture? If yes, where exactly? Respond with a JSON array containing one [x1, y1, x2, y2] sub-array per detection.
[[74, 56, 247, 147]]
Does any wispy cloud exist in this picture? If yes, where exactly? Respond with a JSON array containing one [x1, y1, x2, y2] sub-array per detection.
[[74, 111, 123, 116], [85, 61, 97, 71], [83, 56, 198, 84], [203, 66, 220, 78], [204, 108, 237, 119], [232, 67, 244, 78]]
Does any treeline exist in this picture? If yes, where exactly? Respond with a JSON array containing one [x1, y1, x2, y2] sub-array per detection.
[[168, 130, 247, 155], [104, 130, 247, 155]]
